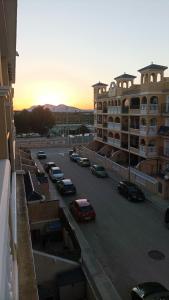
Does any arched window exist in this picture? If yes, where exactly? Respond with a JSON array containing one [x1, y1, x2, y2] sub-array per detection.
[[141, 97, 147, 104], [108, 131, 113, 138], [140, 139, 145, 145], [108, 116, 113, 122], [150, 96, 158, 104], [150, 118, 157, 126], [141, 118, 146, 126], [115, 133, 120, 140], [115, 117, 120, 123], [150, 73, 156, 82], [123, 82, 127, 88], [157, 73, 161, 82]]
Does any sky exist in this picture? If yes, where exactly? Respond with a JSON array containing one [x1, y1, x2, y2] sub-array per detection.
[[14, 0, 169, 110]]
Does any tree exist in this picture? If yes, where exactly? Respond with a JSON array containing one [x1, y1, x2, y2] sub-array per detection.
[[14, 106, 56, 135], [76, 125, 90, 135]]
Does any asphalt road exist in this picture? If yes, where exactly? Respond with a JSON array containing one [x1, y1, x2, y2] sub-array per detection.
[[32, 148, 169, 300]]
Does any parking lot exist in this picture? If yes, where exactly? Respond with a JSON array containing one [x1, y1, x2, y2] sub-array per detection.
[[32, 147, 169, 300]]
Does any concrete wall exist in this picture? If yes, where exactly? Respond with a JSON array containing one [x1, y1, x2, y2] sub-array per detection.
[[28, 200, 59, 223], [33, 250, 79, 284]]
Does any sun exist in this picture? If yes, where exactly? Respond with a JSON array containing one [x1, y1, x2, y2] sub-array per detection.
[[36, 90, 67, 106]]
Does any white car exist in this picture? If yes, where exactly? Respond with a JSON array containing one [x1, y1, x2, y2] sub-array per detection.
[[49, 167, 64, 182], [37, 151, 47, 159]]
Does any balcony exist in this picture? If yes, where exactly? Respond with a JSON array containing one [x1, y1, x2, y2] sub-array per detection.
[[108, 122, 121, 130], [108, 137, 121, 147], [130, 126, 140, 135], [108, 106, 121, 114], [96, 121, 102, 128], [102, 108, 108, 113], [121, 107, 129, 114], [140, 104, 148, 114], [140, 104, 158, 115], [130, 146, 139, 154], [149, 104, 158, 114], [139, 145, 157, 157], [121, 125, 128, 132], [103, 123, 107, 128], [130, 106, 140, 115], [140, 125, 157, 136], [96, 135, 103, 142], [161, 104, 169, 114]]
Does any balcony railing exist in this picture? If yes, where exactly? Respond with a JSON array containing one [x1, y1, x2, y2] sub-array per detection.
[[140, 125, 157, 136], [139, 145, 157, 157], [140, 104, 158, 114], [108, 137, 121, 147], [102, 108, 108, 113], [108, 122, 121, 130], [107, 106, 121, 114]]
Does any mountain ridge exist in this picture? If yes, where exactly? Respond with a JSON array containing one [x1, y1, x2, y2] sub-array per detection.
[[28, 103, 93, 113]]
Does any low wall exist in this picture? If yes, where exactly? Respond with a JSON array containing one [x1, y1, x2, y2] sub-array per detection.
[[78, 146, 159, 194]]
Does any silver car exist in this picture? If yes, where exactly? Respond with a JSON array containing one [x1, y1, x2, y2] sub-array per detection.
[[49, 167, 64, 182]]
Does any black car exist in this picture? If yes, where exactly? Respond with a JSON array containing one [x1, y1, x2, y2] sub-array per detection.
[[44, 161, 56, 173], [118, 181, 145, 202], [56, 179, 76, 195], [131, 282, 169, 299]]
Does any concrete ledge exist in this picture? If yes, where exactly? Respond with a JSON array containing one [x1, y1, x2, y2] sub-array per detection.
[[62, 205, 121, 300]]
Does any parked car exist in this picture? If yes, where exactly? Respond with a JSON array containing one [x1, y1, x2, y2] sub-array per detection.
[[37, 151, 47, 159], [117, 181, 145, 202], [49, 167, 64, 182], [77, 157, 90, 167], [68, 149, 74, 156], [56, 179, 76, 195], [131, 282, 169, 299], [165, 208, 169, 228], [70, 153, 81, 162], [69, 199, 96, 222], [90, 164, 108, 177], [44, 161, 56, 173]]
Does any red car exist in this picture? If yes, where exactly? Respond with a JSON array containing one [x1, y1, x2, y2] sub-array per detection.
[[69, 199, 96, 222]]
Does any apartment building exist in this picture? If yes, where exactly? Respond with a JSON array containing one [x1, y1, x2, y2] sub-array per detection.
[[0, 0, 19, 299], [92, 63, 169, 196]]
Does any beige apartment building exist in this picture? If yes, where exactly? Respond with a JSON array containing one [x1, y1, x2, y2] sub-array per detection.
[[92, 63, 169, 197]]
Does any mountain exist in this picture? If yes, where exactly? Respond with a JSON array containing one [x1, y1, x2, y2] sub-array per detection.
[[28, 104, 93, 113]]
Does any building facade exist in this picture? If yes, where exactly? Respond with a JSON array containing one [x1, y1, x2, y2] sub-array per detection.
[[93, 64, 169, 194]]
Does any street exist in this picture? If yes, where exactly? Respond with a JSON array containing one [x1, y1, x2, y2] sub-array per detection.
[[32, 147, 169, 300]]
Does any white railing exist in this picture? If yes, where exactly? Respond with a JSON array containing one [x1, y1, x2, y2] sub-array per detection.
[[0, 160, 18, 300], [149, 104, 158, 114], [139, 145, 157, 157], [108, 122, 121, 130], [108, 106, 121, 114], [108, 137, 121, 147], [148, 126, 157, 135], [140, 125, 157, 136], [140, 125, 147, 135], [140, 104, 148, 114]]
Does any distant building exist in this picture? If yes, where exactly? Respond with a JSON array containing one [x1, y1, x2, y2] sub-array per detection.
[[93, 64, 169, 198], [54, 111, 94, 125]]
